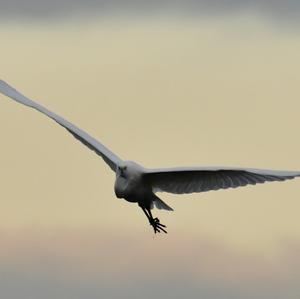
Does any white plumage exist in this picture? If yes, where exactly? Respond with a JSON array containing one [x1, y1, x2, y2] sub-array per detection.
[[1, 80, 299, 234]]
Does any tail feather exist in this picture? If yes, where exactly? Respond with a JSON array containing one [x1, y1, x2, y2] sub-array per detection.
[[153, 195, 173, 211]]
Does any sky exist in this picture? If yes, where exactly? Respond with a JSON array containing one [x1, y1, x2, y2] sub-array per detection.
[[1, 1, 300, 298]]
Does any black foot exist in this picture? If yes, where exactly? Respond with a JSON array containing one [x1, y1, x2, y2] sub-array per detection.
[[150, 217, 167, 234]]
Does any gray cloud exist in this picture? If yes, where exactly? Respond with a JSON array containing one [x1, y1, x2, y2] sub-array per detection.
[[0, 231, 299, 299], [0, 0, 300, 21]]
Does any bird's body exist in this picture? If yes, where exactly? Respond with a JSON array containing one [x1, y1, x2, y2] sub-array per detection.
[[1, 79, 299, 234], [114, 161, 147, 203]]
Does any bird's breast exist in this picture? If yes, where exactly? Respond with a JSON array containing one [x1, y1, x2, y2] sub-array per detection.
[[114, 175, 147, 200]]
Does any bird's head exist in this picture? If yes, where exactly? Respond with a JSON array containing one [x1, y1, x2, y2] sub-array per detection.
[[117, 161, 145, 178], [117, 163, 128, 178]]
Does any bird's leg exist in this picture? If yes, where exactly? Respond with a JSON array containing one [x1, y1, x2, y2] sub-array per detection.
[[141, 207, 159, 233], [147, 208, 167, 234], [141, 207, 151, 223]]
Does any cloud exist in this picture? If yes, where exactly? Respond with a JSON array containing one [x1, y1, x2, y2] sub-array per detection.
[[0, 230, 299, 299], [0, 0, 300, 21]]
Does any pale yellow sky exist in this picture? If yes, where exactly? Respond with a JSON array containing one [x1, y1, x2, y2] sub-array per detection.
[[1, 15, 300, 299], [1, 18, 300, 254]]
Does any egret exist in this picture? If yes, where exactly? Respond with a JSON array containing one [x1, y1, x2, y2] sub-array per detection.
[[1, 80, 299, 234]]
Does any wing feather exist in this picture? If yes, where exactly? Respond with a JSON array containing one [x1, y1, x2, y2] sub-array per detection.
[[145, 166, 300, 194], [0, 80, 122, 172]]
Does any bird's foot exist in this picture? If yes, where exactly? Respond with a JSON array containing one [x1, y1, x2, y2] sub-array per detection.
[[150, 217, 167, 234]]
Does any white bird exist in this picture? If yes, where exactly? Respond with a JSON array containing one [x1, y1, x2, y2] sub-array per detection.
[[1, 80, 300, 234]]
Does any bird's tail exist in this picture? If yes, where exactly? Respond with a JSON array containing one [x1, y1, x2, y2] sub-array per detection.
[[152, 194, 173, 211]]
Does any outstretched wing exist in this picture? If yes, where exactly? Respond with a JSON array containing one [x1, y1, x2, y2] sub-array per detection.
[[0, 80, 122, 172], [145, 166, 300, 194]]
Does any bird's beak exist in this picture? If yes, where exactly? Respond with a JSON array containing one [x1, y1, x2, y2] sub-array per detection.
[[119, 168, 125, 178]]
